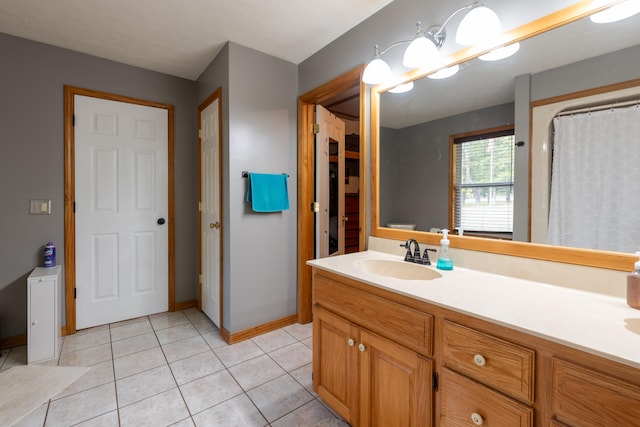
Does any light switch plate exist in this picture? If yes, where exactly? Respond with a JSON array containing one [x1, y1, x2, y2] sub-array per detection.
[[30, 199, 51, 215]]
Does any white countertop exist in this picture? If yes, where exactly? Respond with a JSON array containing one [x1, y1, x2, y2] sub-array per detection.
[[308, 250, 640, 369]]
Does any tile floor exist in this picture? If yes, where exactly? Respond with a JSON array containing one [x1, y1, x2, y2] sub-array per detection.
[[0, 308, 349, 426]]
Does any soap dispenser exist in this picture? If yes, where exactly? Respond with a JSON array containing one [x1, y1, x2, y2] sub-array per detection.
[[627, 251, 640, 309], [436, 229, 453, 270]]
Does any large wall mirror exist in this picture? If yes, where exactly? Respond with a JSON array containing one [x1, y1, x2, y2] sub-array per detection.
[[371, 0, 638, 271]]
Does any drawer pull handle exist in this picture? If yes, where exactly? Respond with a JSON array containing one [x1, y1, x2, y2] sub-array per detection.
[[471, 412, 484, 425], [347, 338, 355, 347], [358, 343, 366, 352], [473, 354, 486, 366]]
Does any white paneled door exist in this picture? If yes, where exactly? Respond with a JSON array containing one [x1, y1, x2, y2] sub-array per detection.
[[200, 94, 221, 328], [315, 104, 345, 258], [74, 95, 169, 329]]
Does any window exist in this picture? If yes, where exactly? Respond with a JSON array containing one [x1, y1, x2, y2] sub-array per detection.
[[450, 126, 515, 239]]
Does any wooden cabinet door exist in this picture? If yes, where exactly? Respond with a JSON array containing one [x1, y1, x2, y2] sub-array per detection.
[[359, 329, 433, 427], [313, 306, 359, 425]]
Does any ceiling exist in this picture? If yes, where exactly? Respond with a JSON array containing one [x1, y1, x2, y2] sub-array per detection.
[[0, 0, 393, 80]]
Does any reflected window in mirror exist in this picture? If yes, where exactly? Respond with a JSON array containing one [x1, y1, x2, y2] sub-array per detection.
[[451, 125, 515, 240]]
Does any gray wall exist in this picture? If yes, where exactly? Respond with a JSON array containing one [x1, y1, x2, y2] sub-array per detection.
[[380, 103, 514, 231], [197, 43, 298, 333], [0, 33, 198, 340]]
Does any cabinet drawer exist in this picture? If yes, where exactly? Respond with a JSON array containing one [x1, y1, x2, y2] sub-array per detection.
[[551, 359, 640, 427], [442, 321, 534, 403], [314, 273, 433, 356], [440, 368, 533, 427]]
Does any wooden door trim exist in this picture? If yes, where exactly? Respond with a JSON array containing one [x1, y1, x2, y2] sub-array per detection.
[[197, 88, 224, 329], [297, 66, 366, 323], [63, 85, 175, 334]]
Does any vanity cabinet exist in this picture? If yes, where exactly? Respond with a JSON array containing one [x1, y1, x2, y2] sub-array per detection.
[[314, 306, 433, 426], [27, 265, 61, 364], [551, 359, 640, 426], [440, 321, 535, 426], [310, 265, 640, 427], [313, 271, 434, 426]]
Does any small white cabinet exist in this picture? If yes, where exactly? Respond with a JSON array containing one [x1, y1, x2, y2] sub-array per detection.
[[27, 265, 61, 364]]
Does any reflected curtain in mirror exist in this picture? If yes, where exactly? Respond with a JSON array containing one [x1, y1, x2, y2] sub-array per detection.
[[547, 105, 640, 253]]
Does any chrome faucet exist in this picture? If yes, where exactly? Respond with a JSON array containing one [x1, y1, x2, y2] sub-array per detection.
[[400, 238, 435, 265]]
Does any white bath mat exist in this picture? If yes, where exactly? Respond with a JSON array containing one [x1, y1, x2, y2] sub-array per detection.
[[0, 365, 89, 426]]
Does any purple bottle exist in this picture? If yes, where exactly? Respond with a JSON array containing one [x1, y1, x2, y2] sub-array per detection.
[[44, 242, 56, 267]]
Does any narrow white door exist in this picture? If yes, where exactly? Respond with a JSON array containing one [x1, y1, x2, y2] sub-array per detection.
[[200, 96, 221, 328], [315, 105, 346, 258], [74, 95, 169, 329]]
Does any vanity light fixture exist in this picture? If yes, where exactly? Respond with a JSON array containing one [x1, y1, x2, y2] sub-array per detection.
[[388, 81, 415, 93], [479, 42, 520, 61], [427, 64, 460, 79], [362, 1, 502, 85], [590, 0, 640, 23]]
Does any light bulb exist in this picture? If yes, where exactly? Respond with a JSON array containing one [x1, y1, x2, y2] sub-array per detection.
[[389, 82, 414, 93], [479, 42, 520, 61], [363, 57, 392, 84], [427, 65, 460, 79], [456, 5, 501, 46], [590, 0, 640, 23], [403, 36, 438, 69]]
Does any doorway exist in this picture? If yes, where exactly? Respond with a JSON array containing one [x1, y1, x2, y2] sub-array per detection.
[[64, 86, 176, 334], [198, 88, 223, 328], [297, 66, 366, 323]]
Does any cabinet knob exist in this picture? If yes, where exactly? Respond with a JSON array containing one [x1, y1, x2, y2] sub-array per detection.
[[358, 343, 366, 352], [471, 412, 484, 425], [473, 354, 486, 367], [32, 321, 38, 326], [347, 338, 355, 347]]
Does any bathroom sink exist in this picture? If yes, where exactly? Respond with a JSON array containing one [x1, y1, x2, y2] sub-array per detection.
[[356, 259, 443, 281]]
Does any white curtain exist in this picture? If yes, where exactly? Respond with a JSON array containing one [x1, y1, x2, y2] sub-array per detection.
[[547, 105, 640, 253]]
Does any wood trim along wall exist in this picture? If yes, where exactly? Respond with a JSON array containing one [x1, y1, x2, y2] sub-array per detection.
[[63, 85, 176, 334], [221, 314, 298, 344], [297, 65, 366, 324], [196, 88, 224, 329]]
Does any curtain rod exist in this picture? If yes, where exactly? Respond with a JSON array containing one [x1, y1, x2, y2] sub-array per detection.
[[555, 98, 640, 118]]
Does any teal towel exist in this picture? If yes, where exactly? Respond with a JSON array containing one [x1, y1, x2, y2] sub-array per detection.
[[246, 173, 290, 212]]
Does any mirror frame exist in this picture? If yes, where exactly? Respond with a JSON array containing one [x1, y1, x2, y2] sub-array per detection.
[[371, 0, 636, 272]]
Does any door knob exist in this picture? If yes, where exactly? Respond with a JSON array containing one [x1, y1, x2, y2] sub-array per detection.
[[209, 222, 220, 229], [157, 218, 166, 225]]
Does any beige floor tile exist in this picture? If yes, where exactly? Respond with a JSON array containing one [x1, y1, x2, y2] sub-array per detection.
[[74, 410, 119, 426], [0, 346, 27, 370], [271, 398, 336, 427], [302, 336, 313, 349], [247, 374, 314, 422], [170, 350, 225, 385], [110, 318, 153, 341], [229, 354, 287, 391], [116, 364, 176, 407], [46, 382, 117, 426], [283, 322, 313, 341], [12, 402, 48, 427], [119, 387, 190, 427], [58, 343, 112, 367], [74, 324, 110, 336], [55, 359, 115, 399], [180, 370, 243, 414], [289, 362, 317, 397], [269, 341, 312, 372], [192, 394, 267, 427], [170, 417, 196, 426], [214, 339, 264, 367], [111, 332, 158, 358], [251, 329, 298, 353], [149, 311, 190, 331], [109, 316, 148, 329], [61, 329, 111, 354], [156, 322, 199, 345], [201, 330, 228, 349], [162, 335, 210, 363], [114, 346, 167, 380], [191, 317, 217, 334]]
